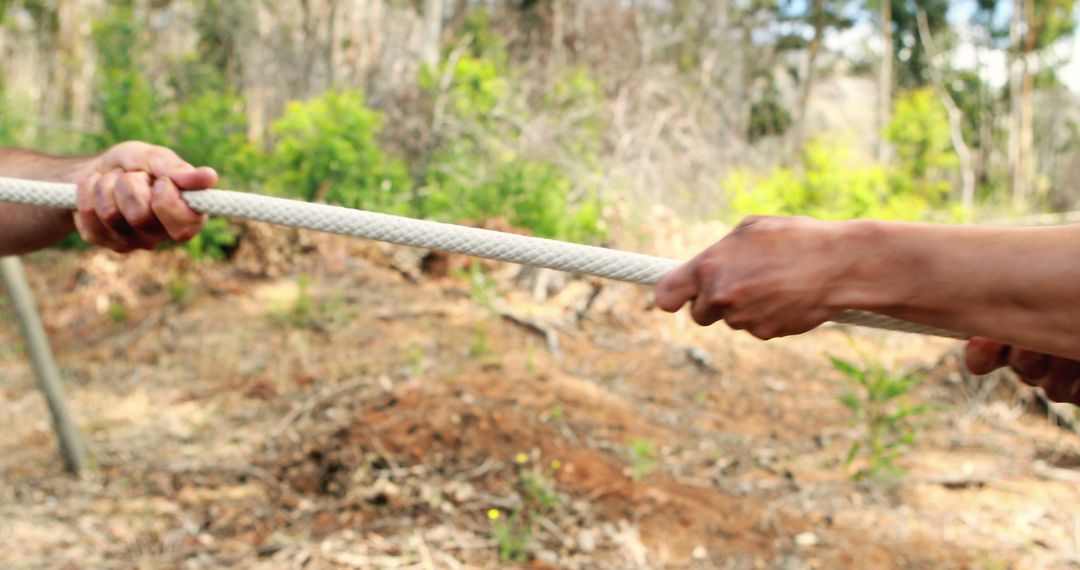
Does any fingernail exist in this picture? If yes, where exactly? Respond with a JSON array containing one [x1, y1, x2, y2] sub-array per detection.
[[152, 179, 165, 194]]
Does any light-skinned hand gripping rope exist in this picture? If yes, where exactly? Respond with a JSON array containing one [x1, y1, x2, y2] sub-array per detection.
[[0, 176, 966, 339]]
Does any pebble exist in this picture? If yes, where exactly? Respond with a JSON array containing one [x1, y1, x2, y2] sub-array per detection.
[[795, 532, 819, 548], [692, 546, 708, 560], [577, 528, 598, 553]]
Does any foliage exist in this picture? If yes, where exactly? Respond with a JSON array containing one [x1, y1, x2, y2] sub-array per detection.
[[729, 87, 963, 222], [886, 88, 958, 203], [420, 52, 604, 242], [0, 73, 26, 146], [487, 454, 565, 563], [725, 136, 939, 222], [172, 88, 263, 188], [91, 4, 168, 147], [270, 89, 411, 211], [489, 509, 529, 562], [831, 354, 928, 482], [748, 80, 793, 142], [626, 438, 660, 481], [184, 218, 240, 262], [426, 155, 603, 242]]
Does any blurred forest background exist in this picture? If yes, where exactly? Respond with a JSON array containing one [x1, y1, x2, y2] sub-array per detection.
[[1, 0, 1079, 249]]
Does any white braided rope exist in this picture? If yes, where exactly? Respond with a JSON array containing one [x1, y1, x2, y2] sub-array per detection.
[[0, 176, 966, 339]]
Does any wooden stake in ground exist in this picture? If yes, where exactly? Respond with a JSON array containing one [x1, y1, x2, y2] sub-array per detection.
[[0, 257, 84, 474]]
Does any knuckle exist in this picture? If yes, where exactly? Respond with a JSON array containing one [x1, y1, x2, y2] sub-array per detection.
[[128, 211, 156, 231], [725, 284, 751, 306], [725, 314, 752, 330], [748, 324, 778, 341], [693, 259, 721, 282], [1044, 383, 1068, 403], [96, 204, 123, 225], [691, 312, 713, 327], [174, 227, 202, 243]]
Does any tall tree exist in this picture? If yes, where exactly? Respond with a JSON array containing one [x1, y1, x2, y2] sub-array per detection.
[[420, 0, 445, 68], [864, 1, 950, 161], [1008, 0, 1075, 207], [877, 0, 892, 162], [782, 0, 853, 152]]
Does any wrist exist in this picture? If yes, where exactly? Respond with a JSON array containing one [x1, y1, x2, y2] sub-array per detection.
[[824, 219, 915, 313]]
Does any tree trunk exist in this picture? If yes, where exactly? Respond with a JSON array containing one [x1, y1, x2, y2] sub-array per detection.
[[1009, 0, 1026, 208], [792, 2, 823, 156], [876, 0, 892, 163], [325, 0, 340, 88], [420, 0, 444, 68], [738, 20, 753, 143], [917, 9, 976, 222], [549, 0, 565, 79], [1019, 0, 1038, 207]]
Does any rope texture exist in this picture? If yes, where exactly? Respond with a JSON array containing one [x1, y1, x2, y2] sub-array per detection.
[[0, 176, 966, 339]]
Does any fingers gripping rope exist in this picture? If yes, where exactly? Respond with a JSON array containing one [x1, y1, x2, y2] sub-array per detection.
[[0, 177, 966, 339]]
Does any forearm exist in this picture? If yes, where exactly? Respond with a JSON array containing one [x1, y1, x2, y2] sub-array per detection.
[[0, 148, 99, 256], [836, 220, 1080, 359]]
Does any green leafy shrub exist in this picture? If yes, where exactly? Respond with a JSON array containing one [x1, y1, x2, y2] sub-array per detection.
[[91, 5, 169, 147], [171, 83, 263, 261], [832, 354, 929, 482], [748, 81, 793, 142], [426, 156, 603, 242], [270, 89, 411, 211], [420, 53, 604, 241], [172, 88, 264, 188], [727, 89, 962, 223], [0, 74, 27, 147], [726, 136, 935, 221], [887, 88, 958, 204]]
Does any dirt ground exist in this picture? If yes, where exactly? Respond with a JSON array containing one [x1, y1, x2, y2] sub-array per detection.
[[0, 227, 1078, 569]]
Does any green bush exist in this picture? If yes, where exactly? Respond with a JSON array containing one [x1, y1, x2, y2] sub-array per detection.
[[172, 88, 264, 188], [726, 88, 963, 223], [886, 88, 958, 205], [726, 136, 935, 222], [426, 156, 602, 242], [420, 53, 604, 242], [0, 75, 27, 147], [832, 354, 929, 482], [91, 5, 169, 147], [270, 89, 410, 211]]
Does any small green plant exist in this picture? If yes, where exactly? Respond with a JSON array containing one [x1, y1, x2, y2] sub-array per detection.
[[272, 274, 318, 329], [107, 300, 127, 323], [832, 354, 929, 482], [459, 264, 498, 313], [469, 322, 492, 358], [487, 454, 566, 563], [168, 273, 192, 304], [520, 470, 561, 510], [544, 405, 565, 423], [626, 438, 660, 481], [489, 509, 529, 563], [407, 343, 426, 377], [524, 344, 537, 374]]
